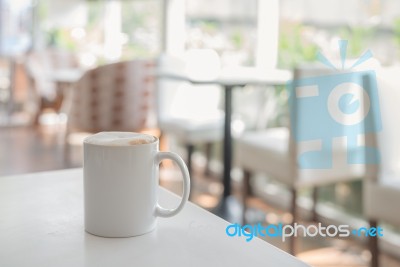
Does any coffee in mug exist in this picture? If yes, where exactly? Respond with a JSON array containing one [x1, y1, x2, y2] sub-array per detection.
[[83, 132, 190, 237]]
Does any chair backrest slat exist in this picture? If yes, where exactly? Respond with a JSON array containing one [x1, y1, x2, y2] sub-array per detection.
[[67, 60, 156, 132]]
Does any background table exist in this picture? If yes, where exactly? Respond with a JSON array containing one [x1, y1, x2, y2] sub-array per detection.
[[0, 169, 308, 267], [46, 68, 84, 98], [47, 68, 83, 85], [158, 67, 292, 218]]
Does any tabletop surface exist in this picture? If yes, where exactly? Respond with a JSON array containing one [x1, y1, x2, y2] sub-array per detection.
[[0, 169, 308, 267], [157, 67, 293, 86], [47, 68, 84, 83]]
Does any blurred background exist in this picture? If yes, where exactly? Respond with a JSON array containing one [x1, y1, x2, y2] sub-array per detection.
[[1, 0, 400, 266]]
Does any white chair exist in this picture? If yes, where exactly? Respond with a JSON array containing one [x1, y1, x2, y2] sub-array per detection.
[[156, 50, 223, 177], [363, 66, 400, 267], [237, 65, 365, 254], [63, 60, 157, 163]]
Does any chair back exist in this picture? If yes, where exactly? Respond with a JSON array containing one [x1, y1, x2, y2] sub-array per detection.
[[288, 63, 365, 185], [66, 60, 156, 132], [365, 66, 400, 182]]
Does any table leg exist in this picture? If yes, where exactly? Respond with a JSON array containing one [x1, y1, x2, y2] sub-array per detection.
[[223, 85, 233, 198], [212, 85, 243, 222]]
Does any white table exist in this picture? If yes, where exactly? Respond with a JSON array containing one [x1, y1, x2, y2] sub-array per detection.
[[0, 169, 308, 267], [47, 68, 84, 85], [157, 67, 292, 204], [42, 68, 84, 117], [158, 67, 292, 87]]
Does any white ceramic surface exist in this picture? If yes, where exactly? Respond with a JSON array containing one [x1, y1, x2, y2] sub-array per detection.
[[84, 132, 190, 237]]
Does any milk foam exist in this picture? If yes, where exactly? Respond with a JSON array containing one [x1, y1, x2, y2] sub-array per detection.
[[85, 132, 156, 146]]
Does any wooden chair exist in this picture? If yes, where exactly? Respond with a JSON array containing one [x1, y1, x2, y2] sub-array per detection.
[[63, 60, 157, 164]]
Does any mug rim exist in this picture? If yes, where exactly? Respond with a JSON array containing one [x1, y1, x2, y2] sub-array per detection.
[[83, 131, 159, 147]]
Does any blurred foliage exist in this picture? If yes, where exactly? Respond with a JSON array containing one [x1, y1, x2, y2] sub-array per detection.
[[121, 1, 149, 34], [199, 20, 219, 34], [46, 29, 76, 51], [272, 24, 319, 127], [230, 30, 244, 49], [393, 17, 400, 51], [38, 0, 160, 61], [87, 1, 104, 29], [120, 0, 161, 59], [278, 24, 318, 69], [121, 44, 155, 60], [339, 26, 375, 57]]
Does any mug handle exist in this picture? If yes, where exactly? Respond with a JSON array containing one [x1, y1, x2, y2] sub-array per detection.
[[155, 151, 191, 218]]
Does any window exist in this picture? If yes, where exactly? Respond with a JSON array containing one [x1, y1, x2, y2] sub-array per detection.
[[186, 0, 258, 67]]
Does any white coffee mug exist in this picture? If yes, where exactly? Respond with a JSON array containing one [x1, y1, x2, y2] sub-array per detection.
[[83, 132, 190, 237]]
